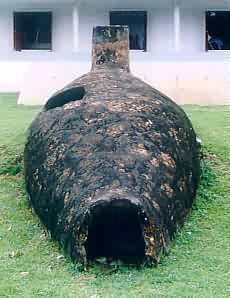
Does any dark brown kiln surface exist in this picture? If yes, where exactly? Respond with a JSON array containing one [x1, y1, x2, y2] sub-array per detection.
[[24, 26, 200, 268]]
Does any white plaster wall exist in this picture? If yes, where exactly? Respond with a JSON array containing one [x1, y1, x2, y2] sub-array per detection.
[[0, 2, 228, 105], [84, 7, 175, 55], [0, 4, 215, 57], [131, 61, 228, 105], [78, 6, 108, 56], [147, 8, 174, 54], [180, 8, 205, 53], [17, 61, 91, 105], [0, 7, 14, 55], [52, 7, 73, 52], [0, 4, 74, 57], [6, 60, 226, 105]]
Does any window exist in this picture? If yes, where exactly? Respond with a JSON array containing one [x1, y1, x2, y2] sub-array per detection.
[[206, 11, 230, 51], [110, 11, 147, 51], [14, 12, 52, 51]]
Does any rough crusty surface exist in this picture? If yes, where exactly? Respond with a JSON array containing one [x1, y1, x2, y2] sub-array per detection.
[[24, 66, 200, 267], [24, 26, 200, 268]]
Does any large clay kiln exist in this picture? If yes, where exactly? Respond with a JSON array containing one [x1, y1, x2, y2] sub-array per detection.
[[24, 26, 200, 267]]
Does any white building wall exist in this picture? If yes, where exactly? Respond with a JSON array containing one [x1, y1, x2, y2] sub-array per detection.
[[0, 4, 219, 58], [0, 4, 74, 56], [0, 7, 14, 55], [180, 8, 205, 53], [0, 1, 228, 105], [147, 8, 173, 54], [53, 7, 73, 53], [79, 7, 108, 55]]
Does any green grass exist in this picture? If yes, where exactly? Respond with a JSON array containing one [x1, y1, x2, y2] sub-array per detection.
[[0, 94, 229, 297]]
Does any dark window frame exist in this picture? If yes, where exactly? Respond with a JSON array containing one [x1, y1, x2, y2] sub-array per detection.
[[109, 11, 147, 51], [13, 11, 52, 51], [205, 10, 230, 51]]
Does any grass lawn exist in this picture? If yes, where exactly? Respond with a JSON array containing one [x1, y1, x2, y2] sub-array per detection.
[[0, 94, 229, 297]]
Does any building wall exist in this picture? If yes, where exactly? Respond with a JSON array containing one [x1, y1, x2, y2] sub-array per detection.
[[0, 4, 74, 55], [0, 7, 14, 56], [0, 2, 228, 105], [180, 8, 204, 53]]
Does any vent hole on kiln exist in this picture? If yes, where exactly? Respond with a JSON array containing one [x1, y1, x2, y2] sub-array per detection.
[[85, 200, 145, 264], [44, 86, 85, 111]]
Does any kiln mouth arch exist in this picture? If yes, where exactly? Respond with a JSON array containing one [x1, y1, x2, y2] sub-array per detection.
[[85, 200, 146, 263]]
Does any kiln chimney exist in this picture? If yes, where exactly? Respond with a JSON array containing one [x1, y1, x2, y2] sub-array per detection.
[[91, 26, 130, 72]]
